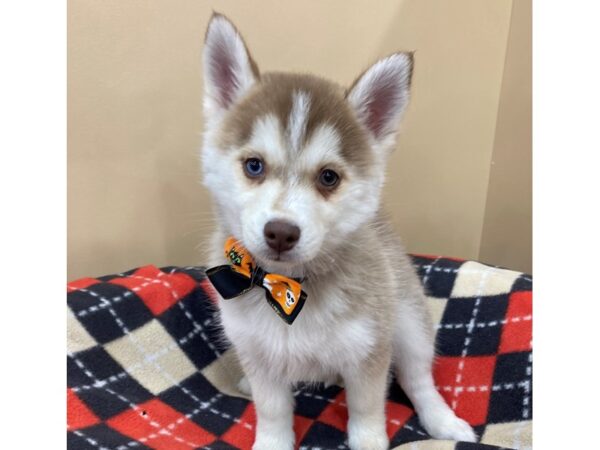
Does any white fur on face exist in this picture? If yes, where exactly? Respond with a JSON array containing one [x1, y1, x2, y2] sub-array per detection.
[[206, 105, 384, 275], [247, 114, 287, 167], [298, 124, 344, 170], [239, 172, 323, 271], [287, 90, 311, 153], [201, 23, 411, 275]]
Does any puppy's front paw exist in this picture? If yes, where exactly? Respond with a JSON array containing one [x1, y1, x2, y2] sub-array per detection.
[[419, 408, 477, 442], [252, 432, 294, 450], [347, 418, 389, 450]]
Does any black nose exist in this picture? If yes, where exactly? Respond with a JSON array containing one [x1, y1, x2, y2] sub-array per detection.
[[263, 220, 301, 252]]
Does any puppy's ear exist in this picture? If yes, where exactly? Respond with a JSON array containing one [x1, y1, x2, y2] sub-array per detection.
[[346, 52, 413, 148], [203, 13, 259, 119]]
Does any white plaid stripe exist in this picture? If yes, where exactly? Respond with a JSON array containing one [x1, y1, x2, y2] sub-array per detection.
[[401, 424, 428, 437], [114, 271, 222, 358], [436, 314, 532, 330], [73, 269, 200, 318], [420, 256, 442, 291], [450, 265, 492, 410], [71, 278, 253, 443], [522, 352, 532, 419], [297, 391, 426, 437], [74, 280, 157, 318], [71, 314, 217, 393], [71, 429, 113, 450], [68, 262, 532, 449], [82, 285, 197, 395], [436, 380, 531, 393], [153, 271, 222, 358], [69, 351, 201, 448], [76, 271, 221, 358], [115, 393, 225, 450], [70, 348, 253, 449]]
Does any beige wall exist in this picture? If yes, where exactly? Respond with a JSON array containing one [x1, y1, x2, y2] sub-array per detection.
[[480, 0, 532, 273], [68, 0, 531, 280]]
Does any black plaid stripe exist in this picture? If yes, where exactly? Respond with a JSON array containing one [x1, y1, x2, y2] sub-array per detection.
[[68, 348, 154, 420], [295, 384, 344, 419], [411, 256, 465, 298], [96, 267, 139, 282], [158, 372, 250, 437], [389, 415, 429, 446], [75, 375, 154, 421], [69, 424, 153, 450], [299, 422, 348, 448], [68, 282, 154, 344], [158, 372, 219, 421], [487, 351, 532, 424], [67, 346, 127, 387], [436, 294, 509, 356], [207, 440, 243, 450], [387, 375, 415, 409], [511, 274, 533, 292], [158, 289, 228, 370]]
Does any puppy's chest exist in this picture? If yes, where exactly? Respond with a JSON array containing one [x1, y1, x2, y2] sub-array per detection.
[[220, 286, 378, 378]]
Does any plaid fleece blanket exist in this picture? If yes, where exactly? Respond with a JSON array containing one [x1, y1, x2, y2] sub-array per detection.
[[67, 256, 532, 450]]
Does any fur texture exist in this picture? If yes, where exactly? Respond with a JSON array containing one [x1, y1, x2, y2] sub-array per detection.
[[200, 13, 476, 450]]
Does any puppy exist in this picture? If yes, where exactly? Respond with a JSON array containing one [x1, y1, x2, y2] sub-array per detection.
[[201, 13, 476, 450]]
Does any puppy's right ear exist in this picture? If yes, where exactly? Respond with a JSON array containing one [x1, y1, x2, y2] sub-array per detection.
[[203, 13, 259, 119]]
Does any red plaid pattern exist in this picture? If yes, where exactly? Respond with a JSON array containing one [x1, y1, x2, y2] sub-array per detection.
[[499, 291, 532, 354], [67, 258, 532, 450], [107, 398, 216, 449]]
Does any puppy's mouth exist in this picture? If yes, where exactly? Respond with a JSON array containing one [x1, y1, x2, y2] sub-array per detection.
[[252, 247, 308, 272], [262, 249, 298, 263], [238, 235, 313, 274]]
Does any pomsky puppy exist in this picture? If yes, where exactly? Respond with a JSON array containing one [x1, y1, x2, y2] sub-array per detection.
[[201, 13, 476, 450]]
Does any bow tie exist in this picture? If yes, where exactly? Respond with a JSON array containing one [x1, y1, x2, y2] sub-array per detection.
[[205, 237, 307, 324]]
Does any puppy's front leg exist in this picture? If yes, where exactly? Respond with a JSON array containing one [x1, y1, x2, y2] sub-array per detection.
[[343, 355, 391, 450], [246, 370, 295, 450], [393, 303, 476, 442]]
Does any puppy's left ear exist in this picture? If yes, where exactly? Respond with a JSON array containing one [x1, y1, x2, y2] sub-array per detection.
[[346, 52, 413, 149], [203, 13, 260, 120]]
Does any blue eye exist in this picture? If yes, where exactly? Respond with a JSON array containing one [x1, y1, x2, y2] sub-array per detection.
[[244, 158, 264, 177]]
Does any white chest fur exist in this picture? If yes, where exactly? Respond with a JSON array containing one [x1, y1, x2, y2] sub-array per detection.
[[218, 283, 378, 383]]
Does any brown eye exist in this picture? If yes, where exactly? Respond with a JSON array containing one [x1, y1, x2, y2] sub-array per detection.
[[318, 169, 340, 188], [243, 158, 265, 178]]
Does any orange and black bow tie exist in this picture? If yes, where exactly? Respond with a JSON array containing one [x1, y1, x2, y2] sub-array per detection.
[[205, 237, 307, 324]]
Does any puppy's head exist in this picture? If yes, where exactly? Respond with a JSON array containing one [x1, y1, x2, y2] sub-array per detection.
[[201, 13, 413, 274]]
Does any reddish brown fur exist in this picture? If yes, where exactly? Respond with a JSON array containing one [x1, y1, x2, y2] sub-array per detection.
[[218, 72, 373, 170]]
